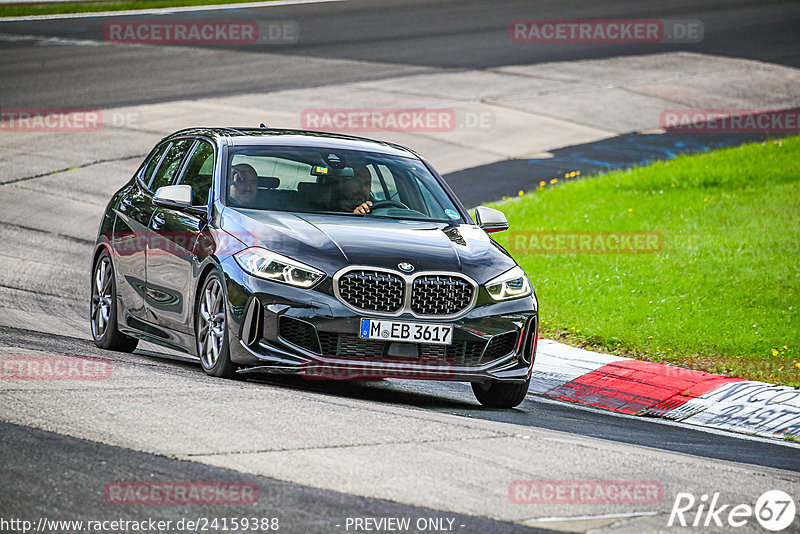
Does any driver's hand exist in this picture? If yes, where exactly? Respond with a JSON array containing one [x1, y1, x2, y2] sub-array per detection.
[[353, 201, 372, 214]]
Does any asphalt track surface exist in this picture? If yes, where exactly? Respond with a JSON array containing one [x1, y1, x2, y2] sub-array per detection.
[[2, 322, 799, 532], [0, 0, 798, 108], [2, 421, 553, 534], [1, 1, 800, 532], [3, 323, 799, 474]]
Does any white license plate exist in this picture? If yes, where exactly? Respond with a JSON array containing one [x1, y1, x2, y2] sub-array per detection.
[[359, 318, 453, 345]]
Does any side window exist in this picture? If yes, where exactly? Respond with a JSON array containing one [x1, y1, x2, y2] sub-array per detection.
[[149, 139, 193, 191], [141, 142, 170, 186], [415, 179, 446, 218], [178, 141, 214, 206]]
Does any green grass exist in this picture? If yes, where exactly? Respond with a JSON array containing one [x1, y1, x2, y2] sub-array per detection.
[[0, 0, 276, 17], [489, 136, 800, 386]]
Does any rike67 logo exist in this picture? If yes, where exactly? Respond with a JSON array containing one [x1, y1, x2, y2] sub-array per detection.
[[669, 490, 796, 531]]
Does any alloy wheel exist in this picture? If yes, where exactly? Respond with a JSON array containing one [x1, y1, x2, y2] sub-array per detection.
[[198, 277, 226, 368], [91, 256, 113, 340]]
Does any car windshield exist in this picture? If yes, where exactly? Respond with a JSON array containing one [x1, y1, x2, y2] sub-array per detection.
[[225, 146, 464, 223]]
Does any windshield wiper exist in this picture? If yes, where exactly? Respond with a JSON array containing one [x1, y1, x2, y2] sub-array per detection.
[[365, 214, 450, 223]]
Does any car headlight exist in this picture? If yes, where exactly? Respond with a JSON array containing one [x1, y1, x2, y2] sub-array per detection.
[[486, 265, 532, 301], [234, 247, 325, 288]]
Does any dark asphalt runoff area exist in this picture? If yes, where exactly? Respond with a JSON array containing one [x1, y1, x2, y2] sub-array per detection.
[[446, 129, 796, 206]]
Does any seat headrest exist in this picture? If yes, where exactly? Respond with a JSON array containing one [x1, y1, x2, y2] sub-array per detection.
[[258, 176, 280, 189], [297, 182, 319, 194]]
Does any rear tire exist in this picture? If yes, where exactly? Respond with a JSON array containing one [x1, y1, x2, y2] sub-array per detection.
[[90, 251, 139, 352], [472, 378, 530, 408], [196, 271, 238, 379]]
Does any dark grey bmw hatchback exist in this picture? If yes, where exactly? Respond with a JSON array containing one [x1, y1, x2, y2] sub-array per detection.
[[91, 127, 538, 407]]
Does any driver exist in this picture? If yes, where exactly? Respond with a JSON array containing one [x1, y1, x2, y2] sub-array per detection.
[[338, 165, 373, 214], [229, 163, 259, 207]]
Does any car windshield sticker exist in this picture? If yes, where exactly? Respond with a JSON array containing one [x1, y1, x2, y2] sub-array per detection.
[[445, 209, 460, 219], [312, 165, 329, 176]]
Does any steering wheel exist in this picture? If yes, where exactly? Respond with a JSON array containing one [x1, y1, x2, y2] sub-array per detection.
[[369, 199, 410, 211]]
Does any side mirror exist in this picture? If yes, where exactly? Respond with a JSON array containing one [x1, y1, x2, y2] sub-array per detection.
[[153, 185, 207, 218], [475, 206, 509, 233]]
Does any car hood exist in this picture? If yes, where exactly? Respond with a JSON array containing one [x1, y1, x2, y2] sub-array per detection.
[[220, 209, 516, 283]]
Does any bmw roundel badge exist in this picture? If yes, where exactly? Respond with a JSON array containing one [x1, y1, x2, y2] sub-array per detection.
[[398, 262, 415, 273]]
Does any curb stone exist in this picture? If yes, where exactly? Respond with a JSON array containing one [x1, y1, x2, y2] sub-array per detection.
[[532, 339, 800, 440]]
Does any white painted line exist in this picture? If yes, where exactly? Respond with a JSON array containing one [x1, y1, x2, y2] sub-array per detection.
[[0, 33, 107, 46], [0, 0, 343, 22], [525, 511, 659, 523]]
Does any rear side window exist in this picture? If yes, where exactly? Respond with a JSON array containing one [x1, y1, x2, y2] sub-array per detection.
[[149, 139, 193, 191], [141, 142, 169, 186], [230, 155, 314, 191], [178, 141, 214, 206]]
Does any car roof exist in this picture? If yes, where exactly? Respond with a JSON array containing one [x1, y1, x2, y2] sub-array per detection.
[[164, 127, 421, 159]]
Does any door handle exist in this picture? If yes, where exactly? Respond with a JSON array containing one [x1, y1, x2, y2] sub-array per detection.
[[152, 213, 166, 230]]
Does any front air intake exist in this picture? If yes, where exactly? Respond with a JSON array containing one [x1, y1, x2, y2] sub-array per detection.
[[337, 270, 405, 313]]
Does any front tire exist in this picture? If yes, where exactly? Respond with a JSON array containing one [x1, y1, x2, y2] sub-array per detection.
[[472, 378, 530, 408], [196, 271, 237, 378], [90, 251, 138, 352]]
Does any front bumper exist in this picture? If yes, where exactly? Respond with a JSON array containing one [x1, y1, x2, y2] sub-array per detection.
[[223, 260, 538, 383]]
